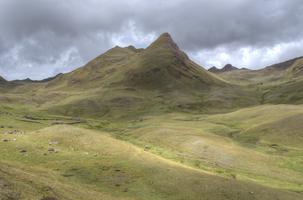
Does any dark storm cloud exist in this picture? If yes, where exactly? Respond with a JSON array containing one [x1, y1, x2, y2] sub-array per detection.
[[0, 0, 302, 79]]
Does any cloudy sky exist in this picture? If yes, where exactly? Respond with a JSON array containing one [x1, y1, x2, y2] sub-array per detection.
[[0, 0, 302, 80]]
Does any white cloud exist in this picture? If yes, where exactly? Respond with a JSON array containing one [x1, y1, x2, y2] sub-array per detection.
[[190, 39, 303, 69]]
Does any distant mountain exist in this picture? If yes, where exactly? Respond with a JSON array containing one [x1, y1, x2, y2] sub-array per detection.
[[208, 66, 221, 73], [11, 73, 64, 84], [221, 64, 239, 72], [208, 64, 248, 73]]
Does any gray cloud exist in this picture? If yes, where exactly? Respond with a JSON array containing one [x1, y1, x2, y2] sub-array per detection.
[[0, 0, 302, 80]]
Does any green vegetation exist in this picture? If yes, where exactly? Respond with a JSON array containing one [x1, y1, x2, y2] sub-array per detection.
[[1, 33, 303, 199]]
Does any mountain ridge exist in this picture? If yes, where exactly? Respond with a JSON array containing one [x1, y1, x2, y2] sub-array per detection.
[[208, 64, 249, 74]]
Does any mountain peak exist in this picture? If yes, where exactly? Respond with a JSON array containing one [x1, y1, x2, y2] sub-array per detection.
[[208, 66, 221, 73], [222, 64, 238, 72], [147, 32, 179, 50], [208, 64, 240, 73]]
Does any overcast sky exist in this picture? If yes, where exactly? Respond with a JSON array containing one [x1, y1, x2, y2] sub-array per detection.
[[0, 0, 302, 80]]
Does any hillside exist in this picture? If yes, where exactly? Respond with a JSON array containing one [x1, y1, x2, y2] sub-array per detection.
[[210, 57, 303, 104], [0, 114, 302, 200]]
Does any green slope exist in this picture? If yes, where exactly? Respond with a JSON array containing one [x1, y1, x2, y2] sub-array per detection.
[[1, 124, 302, 200]]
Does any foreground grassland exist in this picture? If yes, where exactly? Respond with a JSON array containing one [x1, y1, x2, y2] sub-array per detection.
[[0, 104, 303, 200]]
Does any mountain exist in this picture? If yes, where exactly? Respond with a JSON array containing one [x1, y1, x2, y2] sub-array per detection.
[[46, 33, 224, 91], [208, 66, 221, 73], [11, 73, 64, 84], [122, 33, 225, 90], [208, 64, 247, 73], [26, 33, 258, 117], [221, 64, 239, 72]]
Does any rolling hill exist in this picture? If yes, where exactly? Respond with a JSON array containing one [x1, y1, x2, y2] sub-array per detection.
[[1, 124, 302, 200]]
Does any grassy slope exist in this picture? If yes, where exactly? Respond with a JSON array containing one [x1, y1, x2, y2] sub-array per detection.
[[1, 120, 302, 200], [0, 94, 303, 199], [98, 105, 303, 193]]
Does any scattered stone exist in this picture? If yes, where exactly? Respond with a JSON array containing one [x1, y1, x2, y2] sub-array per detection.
[[249, 191, 254, 195]]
